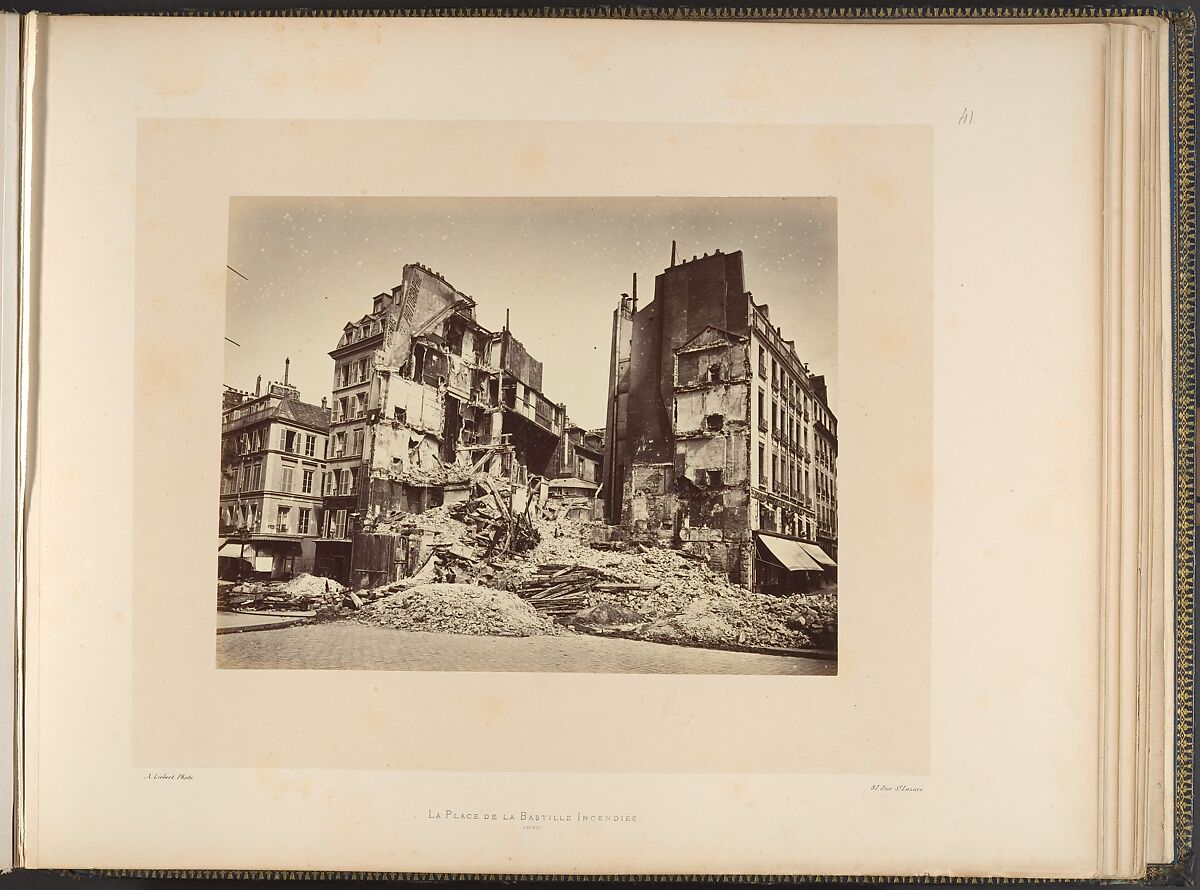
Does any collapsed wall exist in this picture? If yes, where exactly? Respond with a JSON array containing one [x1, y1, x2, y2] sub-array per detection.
[[330, 263, 567, 589]]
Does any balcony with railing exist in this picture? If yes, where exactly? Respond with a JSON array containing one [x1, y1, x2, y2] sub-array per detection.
[[502, 389, 563, 437], [222, 400, 276, 434]]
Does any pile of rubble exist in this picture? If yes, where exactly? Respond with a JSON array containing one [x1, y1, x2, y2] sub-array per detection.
[[490, 524, 838, 650], [359, 475, 544, 585], [453, 477, 542, 556], [365, 502, 467, 540], [351, 583, 561, 637], [511, 565, 657, 617], [328, 491, 838, 652], [219, 573, 345, 612]]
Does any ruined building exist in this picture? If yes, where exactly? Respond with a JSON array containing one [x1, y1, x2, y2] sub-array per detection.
[[314, 263, 566, 585], [603, 248, 838, 594], [219, 365, 331, 580], [545, 423, 605, 516]]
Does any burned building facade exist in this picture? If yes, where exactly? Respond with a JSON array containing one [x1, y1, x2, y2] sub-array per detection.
[[314, 262, 566, 585], [604, 248, 838, 594]]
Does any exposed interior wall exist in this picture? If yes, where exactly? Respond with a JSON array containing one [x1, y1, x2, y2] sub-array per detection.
[[329, 262, 570, 540], [622, 462, 676, 541], [500, 330, 544, 392], [674, 386, 748, 436], [614, 251, 750, 524]]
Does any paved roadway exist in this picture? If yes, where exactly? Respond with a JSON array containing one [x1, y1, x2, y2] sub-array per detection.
[[217, 611, 308, 632], [216, 623, 836, 675]]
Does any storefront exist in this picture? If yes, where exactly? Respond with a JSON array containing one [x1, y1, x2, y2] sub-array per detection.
[[753, 531, 836, 594], [216, 540, 273, 580]]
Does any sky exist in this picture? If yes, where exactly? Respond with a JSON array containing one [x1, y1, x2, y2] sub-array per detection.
[[225, 197, 837, 431]]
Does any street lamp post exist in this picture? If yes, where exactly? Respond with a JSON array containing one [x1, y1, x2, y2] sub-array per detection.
[[237, 523, 250, 583]]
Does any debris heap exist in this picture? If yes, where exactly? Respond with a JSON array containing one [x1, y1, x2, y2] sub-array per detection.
[[360, 475, 544, 586], [492, 526, 838, 651], [511, 565, 656, 617], [352, 583, 561, 637], [329, 489, 838, 653], [219, 573, 345, 612], [449, 477, 541, 557]]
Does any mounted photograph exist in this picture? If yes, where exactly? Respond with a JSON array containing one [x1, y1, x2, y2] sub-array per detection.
[[215, 197, 838, 674]]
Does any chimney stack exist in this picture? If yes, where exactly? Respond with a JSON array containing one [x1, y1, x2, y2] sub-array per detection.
[[321, 397, 328, 411], [632, 272, 638, 312], [284, 357, 290, 386], [670, 240, 677, 267], [255, 375, 261, 397]]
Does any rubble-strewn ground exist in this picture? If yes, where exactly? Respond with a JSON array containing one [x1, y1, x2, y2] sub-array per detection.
[[219, 572, 345, 611], [221, 481, 837, 655], [352, 583, 562, 637], [493, 521, 837, 650], [312, 485, 837, 652]]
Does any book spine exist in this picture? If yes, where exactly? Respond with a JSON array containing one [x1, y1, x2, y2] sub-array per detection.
[[5, 9, 29, 873]]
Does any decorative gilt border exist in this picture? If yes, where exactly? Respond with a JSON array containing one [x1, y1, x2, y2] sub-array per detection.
[[1158, 5, 1197, 886], [63, 3, 1195, 884]]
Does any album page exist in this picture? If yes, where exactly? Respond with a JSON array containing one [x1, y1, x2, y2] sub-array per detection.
[[17, 13, 1161, 877]]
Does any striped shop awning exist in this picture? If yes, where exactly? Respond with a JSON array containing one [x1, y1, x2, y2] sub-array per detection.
[[798, 541, 837, 568], [756, 534, 824, 572]]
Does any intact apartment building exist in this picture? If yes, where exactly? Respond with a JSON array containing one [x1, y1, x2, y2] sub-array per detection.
[[603, 248, 838, 594], [315, 262, 566, 585], [219, 368, 331, 579]]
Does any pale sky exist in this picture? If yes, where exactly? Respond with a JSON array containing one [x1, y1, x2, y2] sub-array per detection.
[[225, 197, 837, 431]]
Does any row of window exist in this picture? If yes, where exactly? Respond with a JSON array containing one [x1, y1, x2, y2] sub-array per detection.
[[224, 503, 313, 536], [756, 342, 837, 434], [332, 392, 369, 424], [757, 387, 812, 453], [329, 428, 365, 459], [755, 500, 836, 539], [757, 502, 816, 540], [815, 470, 836, 501], [220, 462, 363, 498], [223, 502, 363, 539], [325, 467, 358, 497], [335, 357, 373, 389], [758, 442, 817, 503], [758, 345, 815, 411], [813, 435, 834, 464], [221, 461, 320, 495], [324, 509, 349, 539], [233, 428, 323, 458], [817, 503, 837, 535], [341, 320, 383, 347]]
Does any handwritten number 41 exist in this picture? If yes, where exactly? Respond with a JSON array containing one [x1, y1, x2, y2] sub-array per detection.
[[957, 108, 975, 125]]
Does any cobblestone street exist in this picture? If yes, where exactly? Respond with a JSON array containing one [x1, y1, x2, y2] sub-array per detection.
[[216, 623, 836, 675]]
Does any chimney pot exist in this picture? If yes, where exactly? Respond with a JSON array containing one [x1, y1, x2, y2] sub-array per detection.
[[255, 375, 261, 396]]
